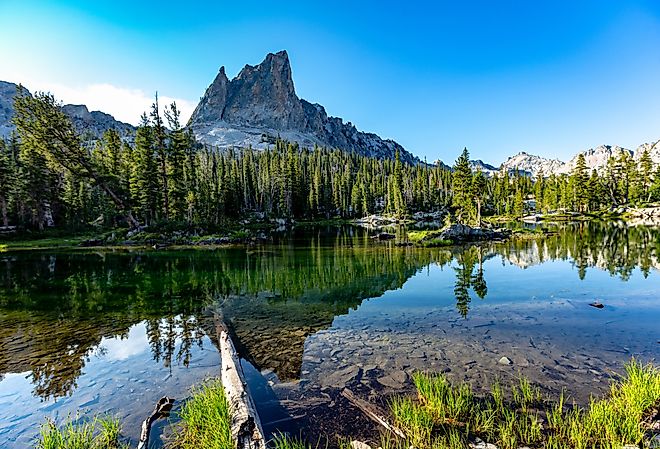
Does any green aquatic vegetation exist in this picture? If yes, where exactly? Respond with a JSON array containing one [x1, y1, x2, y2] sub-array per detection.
[[36, 415, 128, 449], [389, 360, 660, 449], [170, 380, 234, 449]]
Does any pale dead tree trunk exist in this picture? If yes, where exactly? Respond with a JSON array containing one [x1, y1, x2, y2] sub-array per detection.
[[213, 313, 266, 449]]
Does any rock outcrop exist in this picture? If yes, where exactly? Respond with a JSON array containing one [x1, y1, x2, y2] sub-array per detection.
[[436, 223, 509, 243], [188, 50, 418, 163]]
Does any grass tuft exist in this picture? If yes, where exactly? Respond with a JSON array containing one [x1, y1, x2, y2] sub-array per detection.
[[35, 415, 127, 449], [388, 359, 660, 449], [170, 379, 234, 449]]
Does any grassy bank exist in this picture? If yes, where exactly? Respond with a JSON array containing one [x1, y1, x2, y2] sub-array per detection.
[[35, 359, 660, 448], [390, 359, 660, 449], [406, 230, 453, 247]]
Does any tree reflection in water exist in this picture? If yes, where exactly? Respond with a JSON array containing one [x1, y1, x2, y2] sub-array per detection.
[[0, 222, 657, 399]]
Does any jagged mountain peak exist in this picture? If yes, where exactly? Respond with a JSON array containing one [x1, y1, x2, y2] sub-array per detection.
[[188, 51, 417, 163]]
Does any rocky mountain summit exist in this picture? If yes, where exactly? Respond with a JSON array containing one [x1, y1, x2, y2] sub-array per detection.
[[187, 50, 417, 163], [0, 80, 134, 141], [499, 152, 566, 177], [465, 142, 660, 178]]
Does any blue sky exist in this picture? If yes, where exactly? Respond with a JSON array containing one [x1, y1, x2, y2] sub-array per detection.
[[1, 0, 659, 164]]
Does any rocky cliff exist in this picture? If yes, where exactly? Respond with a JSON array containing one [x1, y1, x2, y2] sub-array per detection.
[[0, 81, 134, 141], [188, 50, 418, 163]]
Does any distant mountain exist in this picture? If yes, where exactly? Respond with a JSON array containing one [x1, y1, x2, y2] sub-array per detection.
[[0, 81, 21, 138], [469, 159, 498, 176], [0, 80, 134, 141], [499, 152, 566, 177], [472, 142, 659, 178], [188, 50, 418, 163], [61, 104, 135, 140]]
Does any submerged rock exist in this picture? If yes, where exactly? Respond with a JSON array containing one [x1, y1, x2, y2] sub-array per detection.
[[498, 356, 513, 366], [377, 371, 408, 389]]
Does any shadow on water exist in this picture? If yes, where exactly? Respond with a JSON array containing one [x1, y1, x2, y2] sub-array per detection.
[[0, 221, 658, 445]]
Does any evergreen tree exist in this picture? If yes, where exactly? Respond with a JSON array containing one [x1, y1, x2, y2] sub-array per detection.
[[13, 89, 138, 228], [165, 102, 187, 221], [452, 147, 474, 224], [638, 149, 654, 203], [471, 169, 487, 226], [571, 154, 589, 212]]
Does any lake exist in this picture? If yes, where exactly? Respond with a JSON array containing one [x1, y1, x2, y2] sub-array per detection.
[[1, 222, 659, 447]]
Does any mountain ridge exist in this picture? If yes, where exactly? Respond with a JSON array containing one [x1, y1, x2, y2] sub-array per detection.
[[0, 80, 135, 140]]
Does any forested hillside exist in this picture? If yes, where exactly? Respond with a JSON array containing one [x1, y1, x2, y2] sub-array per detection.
[[1, 92, 659, 231]]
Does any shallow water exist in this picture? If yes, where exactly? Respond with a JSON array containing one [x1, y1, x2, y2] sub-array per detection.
[[0, 222, 659, 447]]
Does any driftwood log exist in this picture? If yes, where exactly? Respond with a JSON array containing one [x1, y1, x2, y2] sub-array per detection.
[[341, 388, 407, 439], [136, 396, 175, 449], [214, 312, 267, 449]]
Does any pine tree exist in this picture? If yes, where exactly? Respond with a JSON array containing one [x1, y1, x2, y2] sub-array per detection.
[[533, 169, 545, 213], [452, 147, 474, 224], [638, 149, 654, 203], [165, 102, 187, 221], [13, 89, 138, 228], [392, 150, 407, 218], [131, 115, 159, 224], [150, 94, 169, 219], [571, 154, 588, 212], [471, 169, 487, 226], [0, 139, 12, 227]]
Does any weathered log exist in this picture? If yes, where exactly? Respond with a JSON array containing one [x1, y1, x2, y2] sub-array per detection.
[[341, 388, 406, 439], [136, 396, 175, 449], [214, 313, 267, 449]]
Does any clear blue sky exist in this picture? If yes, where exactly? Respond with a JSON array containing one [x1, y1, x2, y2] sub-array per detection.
[[1, 0, 659, 164]]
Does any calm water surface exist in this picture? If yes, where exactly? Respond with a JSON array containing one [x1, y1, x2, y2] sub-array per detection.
[[0, 222, 659, 447]]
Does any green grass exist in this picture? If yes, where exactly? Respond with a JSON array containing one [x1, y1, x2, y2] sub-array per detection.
[[388, 359, 660, 449], [406, 230, 453, 247], [271, 434, 315, 449], [35, 415, 128, 449], [0, 235, 93, 252], [170, 379, 234, 449]]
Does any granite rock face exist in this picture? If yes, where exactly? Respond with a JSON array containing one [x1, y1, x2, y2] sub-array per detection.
[[188, 50, 418, 163]]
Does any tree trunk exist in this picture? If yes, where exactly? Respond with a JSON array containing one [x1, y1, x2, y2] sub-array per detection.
[[0, 195, 7, 227], [213, 313, 266, 449]]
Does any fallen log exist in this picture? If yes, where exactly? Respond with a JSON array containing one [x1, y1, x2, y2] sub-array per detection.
[[136, 396, 175, 449], [341, 388, 406, 439], [214, 312, 267, 449]]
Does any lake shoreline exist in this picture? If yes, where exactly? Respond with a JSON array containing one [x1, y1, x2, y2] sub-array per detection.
[[0, 217, 578, 252]]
